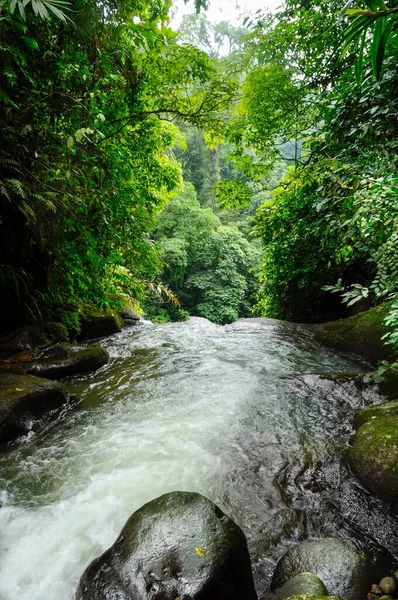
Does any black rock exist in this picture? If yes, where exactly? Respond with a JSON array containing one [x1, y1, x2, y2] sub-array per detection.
[[272, 538, 375, 600], [27, 343, 109, 379], [76, 491, 257, 600], [0, 373, 72, 444], [79, 309, 122, 340]]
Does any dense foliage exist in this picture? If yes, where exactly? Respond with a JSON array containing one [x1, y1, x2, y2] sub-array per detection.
[[0, 0, 396, 362], [214, 0, 398, 355], [0, 0, 236, 332], [149, 182, 261, 323]]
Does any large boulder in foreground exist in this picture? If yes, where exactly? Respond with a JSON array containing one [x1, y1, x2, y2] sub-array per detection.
[[314, 303, 394, 366], [348, 413, 398, 508], [272, 538, 373, 600], [76, 491, 257, 600], [27, 343, 109, 380], [0, 373, 71, 444]]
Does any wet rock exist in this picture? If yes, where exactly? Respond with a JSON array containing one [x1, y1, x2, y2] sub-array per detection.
[[275, 572, 328, 600], [379, 596, 393, 600], [79, 309, 122, 340], [0, 328, 33, 359], [348, 416, 398, 507], [76, 491, 257, 600], [118, 303, 142, 327], [0, 373, 71, 444], [272, 538, 374, 600], [27, 343, 108, 380], [371, 585, 382, 595], [281, 596, 340, 600], [393, 570, 398, 583], [353, 399, 398, 429], [379, 578, 396, 595], [314, 303, 395, 366]]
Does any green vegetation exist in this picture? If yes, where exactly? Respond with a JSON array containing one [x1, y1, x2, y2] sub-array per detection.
[[147, 182, 261, 324], [0, 0, 236, 332], [0, 0, 397, 363]]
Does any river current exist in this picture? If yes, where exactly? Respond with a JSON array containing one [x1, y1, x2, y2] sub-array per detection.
[[0, 318, 396, 600]]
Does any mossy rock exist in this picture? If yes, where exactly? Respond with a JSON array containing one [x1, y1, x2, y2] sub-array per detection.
[[27, 343, 109, 380], [348, 415, 398, 507], [79, 307, 122, 340], [272, 538, 374, 600], [314, 303, 395, 366], [76, 491, 257, 600], [0, 373, 71, 444], [353, 399, 398, 429], [275, 572, 328, 600], [285, 595, 340, 600]]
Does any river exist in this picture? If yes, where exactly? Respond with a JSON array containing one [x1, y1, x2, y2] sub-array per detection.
[[0, 318, 395, 600]]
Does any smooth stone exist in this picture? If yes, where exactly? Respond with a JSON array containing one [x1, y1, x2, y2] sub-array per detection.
[[379, 578, 396, 595], [348, 416, 398, 507], [272, 538, 374, 600], [76, 491, 257, 600], [275, 572, 328, 600], [27, 343, 108, 379], [283, 596, 340, 600], [0, 373, 71, 444]]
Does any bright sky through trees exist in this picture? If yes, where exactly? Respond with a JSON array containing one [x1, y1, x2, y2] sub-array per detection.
[[171, 0, 282, 27]]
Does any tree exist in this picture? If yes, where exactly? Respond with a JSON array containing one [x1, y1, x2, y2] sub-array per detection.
[[152, 183, 261, 323], [0, 0, 237, 331]]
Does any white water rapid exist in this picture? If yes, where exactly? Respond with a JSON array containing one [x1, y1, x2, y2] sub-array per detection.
[[0, 318, 385, 599]]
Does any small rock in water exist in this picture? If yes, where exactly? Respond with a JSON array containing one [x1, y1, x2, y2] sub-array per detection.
[[379, 596, 393, 600], [379, 578, 396, 595], [371, 585, 382, 595], [392, 570, 398, 584]]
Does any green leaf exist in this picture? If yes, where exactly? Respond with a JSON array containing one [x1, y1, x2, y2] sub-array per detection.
[[363, 0, 387, 9], [372, 18, 394, 79]]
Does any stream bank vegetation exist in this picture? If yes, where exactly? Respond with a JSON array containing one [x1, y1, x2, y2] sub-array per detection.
[[0, 0, 397, 371]]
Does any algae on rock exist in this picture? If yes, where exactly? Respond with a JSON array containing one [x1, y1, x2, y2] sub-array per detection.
[[314, 303, 395, 366], [348, 415, 398, 507]]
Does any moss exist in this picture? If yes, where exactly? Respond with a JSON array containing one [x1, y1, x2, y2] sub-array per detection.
[[315, 302, 396, 366], [353, 399, 398, 429], [78, 306, 122, 340], [348, 415, 398, 506], [275, 572, 328, 600], [285, 596, 341, 600]]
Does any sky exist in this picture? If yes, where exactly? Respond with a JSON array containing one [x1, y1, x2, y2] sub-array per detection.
[[170, 0, 282, 28]]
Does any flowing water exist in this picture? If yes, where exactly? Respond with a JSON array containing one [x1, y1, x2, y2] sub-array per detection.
[[0, 318, 396, 600]]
